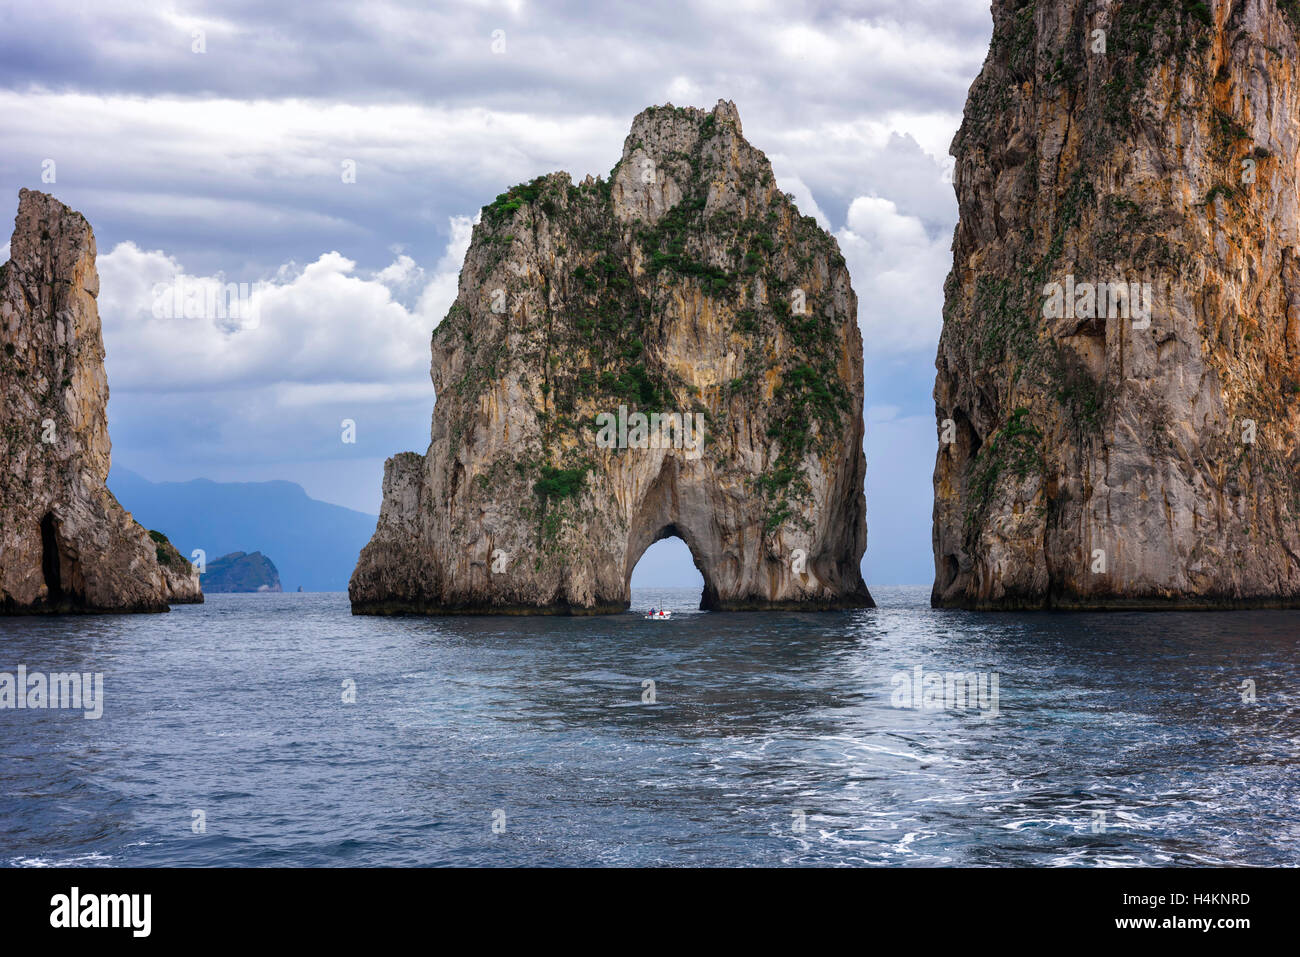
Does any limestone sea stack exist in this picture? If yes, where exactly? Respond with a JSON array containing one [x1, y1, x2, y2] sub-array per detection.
[[933, 1, 1300, 609], [352, 101, 872, 614], [0, 189, 202, 613]]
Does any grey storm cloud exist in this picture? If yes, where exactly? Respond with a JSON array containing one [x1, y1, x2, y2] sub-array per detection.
[[2, 1, 991, 116], [1, 0, 992, 275], [0, 0, 992, 576]]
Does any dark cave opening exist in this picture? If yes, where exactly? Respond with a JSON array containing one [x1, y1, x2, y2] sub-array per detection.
[[40, 511, 64, 604]]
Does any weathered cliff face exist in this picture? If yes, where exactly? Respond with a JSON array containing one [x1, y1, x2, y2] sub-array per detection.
[[352, 101, 872, 614], [151, 530, 203, 604], [934, 0, 1300, 608], [0, 189, 201, 613]]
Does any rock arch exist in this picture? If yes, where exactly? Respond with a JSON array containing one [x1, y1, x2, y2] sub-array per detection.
[[625, 525, 707, 594]]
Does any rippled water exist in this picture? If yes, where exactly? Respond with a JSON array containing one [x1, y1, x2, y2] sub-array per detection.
[[1, 587, 1298, 866]]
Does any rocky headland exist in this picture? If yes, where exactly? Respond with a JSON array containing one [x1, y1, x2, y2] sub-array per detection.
[[202, 551, 282, 593]]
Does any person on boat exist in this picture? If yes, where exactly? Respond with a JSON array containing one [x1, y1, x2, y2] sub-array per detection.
[[649, 608, 656, 616]]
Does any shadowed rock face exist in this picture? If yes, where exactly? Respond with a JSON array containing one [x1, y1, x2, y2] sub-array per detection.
[[351, 101, 872, 614], [202, 551, 283, 593], [0, 189, 201, 613], [933, 0, 1300, 609]]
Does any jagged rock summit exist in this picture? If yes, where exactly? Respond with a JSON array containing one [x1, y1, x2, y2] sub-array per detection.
[[0, 189, 201, 613], [933, 0, 1300, 609], [351, 100, 872, 614]]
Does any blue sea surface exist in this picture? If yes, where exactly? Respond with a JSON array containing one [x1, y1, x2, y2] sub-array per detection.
[[1, 587, 1297, 866]]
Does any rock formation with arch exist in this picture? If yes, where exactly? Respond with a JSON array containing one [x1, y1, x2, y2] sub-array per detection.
[[351, 101, 873, 614]]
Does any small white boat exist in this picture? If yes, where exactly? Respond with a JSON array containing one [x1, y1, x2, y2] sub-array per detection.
[[643, 610, 672, 620]]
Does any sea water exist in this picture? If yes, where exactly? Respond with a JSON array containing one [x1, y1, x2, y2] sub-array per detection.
[[1, 587, 1297, 866]]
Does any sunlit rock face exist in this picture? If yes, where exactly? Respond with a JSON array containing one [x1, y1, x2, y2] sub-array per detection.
[[933, 0, 1300, 609], [351, 101, 873, 614], [0, 189, 201, 613]]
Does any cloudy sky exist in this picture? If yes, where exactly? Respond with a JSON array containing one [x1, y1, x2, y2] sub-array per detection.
[[0, 0, 994, 586]]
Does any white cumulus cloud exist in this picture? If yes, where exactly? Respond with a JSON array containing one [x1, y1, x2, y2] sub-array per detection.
[[836, 195, 951, 357], [95, 216, 473, 395]]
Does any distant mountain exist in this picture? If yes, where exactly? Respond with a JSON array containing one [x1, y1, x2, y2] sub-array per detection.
[[108, 468, 377, 592], [203, 551, 282, 593]]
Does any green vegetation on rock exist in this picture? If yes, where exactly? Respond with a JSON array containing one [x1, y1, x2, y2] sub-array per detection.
[[439, 106, 857, 543]]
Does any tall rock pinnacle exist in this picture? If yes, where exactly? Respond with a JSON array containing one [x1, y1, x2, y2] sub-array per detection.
[[0, 189, 201, 613], [351, 101, 873, 614], [933, 1, 1300, 608]]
